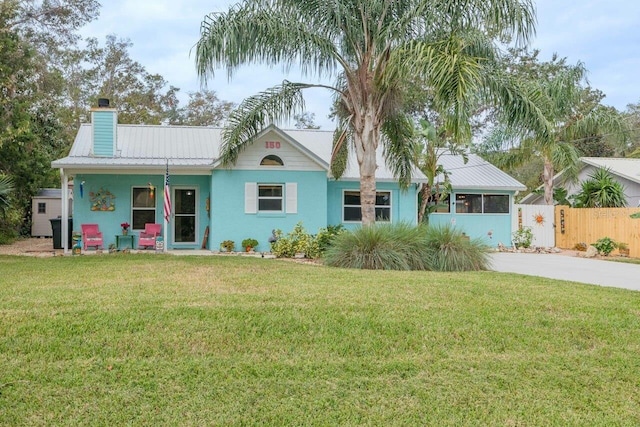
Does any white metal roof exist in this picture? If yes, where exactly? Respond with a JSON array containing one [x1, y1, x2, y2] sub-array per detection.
[[580, 157, 640, 184], [438, 152, 527, 191], [520, 157, 640, 203], [55, 124, 529, 187]]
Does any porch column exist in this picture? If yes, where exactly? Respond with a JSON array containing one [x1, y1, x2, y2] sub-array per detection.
[[60, 169, 69, 254]]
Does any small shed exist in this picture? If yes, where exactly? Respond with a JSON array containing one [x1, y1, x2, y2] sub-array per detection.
[[31, 188, 73, 237]]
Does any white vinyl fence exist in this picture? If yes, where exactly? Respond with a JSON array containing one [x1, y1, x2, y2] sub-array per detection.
[[512, 204, 556, 248]]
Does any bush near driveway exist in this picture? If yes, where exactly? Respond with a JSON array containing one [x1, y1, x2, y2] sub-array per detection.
[[324, 223, 490, 271]]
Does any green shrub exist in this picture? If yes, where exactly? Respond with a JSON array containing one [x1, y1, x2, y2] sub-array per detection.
[[323, 222, 430, 270], [423, 224, 491, 271], [592, 237, 617, 256], [241, 238, 259, 250], [271, 222, 320, 258], [0, 205, 21, 243], [220, 240, 235, 252], [315, 224, 345, 254], [324, 223, 490, 271], [512, 227, 533, 248]]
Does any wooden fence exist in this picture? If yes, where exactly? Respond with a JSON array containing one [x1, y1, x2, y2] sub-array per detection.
[[555, 206, 640, 258]]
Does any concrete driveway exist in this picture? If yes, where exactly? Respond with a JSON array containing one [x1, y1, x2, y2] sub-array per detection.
[[490, 252, 640, 291]]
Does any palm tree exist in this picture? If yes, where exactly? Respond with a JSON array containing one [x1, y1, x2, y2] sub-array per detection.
[[195, 0, 545, 225], [0, 174, 13, 215], [414, 120, 468, 223], [486, 63, 628, 205]]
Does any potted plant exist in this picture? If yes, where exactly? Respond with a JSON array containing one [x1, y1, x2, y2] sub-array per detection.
[[220, 240, 235, 252], [121, 222, 130, 235], [617, 241, 630, 257], [241, 238, 259, 252]]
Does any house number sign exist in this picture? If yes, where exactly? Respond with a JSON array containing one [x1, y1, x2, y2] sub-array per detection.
[[265, 141, 281, 149]]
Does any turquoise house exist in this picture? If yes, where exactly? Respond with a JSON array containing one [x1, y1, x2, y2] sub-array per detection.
[[425, 153, 527, 245], [51, 104, 525, 252]]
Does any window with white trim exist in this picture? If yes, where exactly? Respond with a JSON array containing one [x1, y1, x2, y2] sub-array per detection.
[[343, 190, 391, 222], [258, 184, 283, 212], [455, 193, 509, 214], [132, 187, 156, 230]]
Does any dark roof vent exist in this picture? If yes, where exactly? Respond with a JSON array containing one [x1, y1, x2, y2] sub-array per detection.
[[97, 98, 110, 108]]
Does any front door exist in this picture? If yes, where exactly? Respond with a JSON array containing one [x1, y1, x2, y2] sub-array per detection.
[[173, 187, 197, 244]]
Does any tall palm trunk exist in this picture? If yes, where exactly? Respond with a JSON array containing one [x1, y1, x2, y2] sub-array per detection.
[[543, 157, 555, 205], [418, 183, 431, 223], [354, 108, 380, 226]]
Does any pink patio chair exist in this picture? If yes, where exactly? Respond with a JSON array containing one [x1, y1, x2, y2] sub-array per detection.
[[81, 223, 103, 250], [138, 223, 162, 249]]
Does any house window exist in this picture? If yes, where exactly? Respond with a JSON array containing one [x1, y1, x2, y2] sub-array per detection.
[[37, 202, 46, 214], [132, 187, 156, 230], [343, 190, 391, 222], [260, 155, 284, 166], [455, 194, 509, 214], [483, 194, 509, 213], [427, 194, 450, 213], [258, 184, 283, 212]]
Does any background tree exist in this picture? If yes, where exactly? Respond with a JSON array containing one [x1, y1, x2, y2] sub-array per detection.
[[622, 101, 640, 158], [83, 35, 180, 125], [293, 112, 320, 130], [169, 89, 235, 126], [414, 120, 468, 223], [481, 56, 628, 204], [196, 0, 546, 225]]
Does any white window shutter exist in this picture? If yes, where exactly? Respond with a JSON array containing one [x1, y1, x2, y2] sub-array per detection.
[[285, 182, 297, 214], [245, 182, 257, 214]]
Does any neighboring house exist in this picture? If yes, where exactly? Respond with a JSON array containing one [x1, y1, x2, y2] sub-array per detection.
[[520, 157, 640, 207], [31, 188, 73, 237], [51, 104, 525, 252], [425, 153, 527, 246]]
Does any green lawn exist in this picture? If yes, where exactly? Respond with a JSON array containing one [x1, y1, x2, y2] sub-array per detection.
[[1, 254, 639, 426]]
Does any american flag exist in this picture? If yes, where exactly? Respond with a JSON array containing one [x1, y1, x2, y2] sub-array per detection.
[[163, 161, 171, 222]]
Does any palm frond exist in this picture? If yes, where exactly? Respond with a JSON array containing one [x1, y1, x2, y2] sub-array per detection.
[[221, 81, 312, 166], [195, 1, 341, 82], [330, 119, 352, 179], [550, 142, 580, 183], [0, 174, 14, 213], [381, 113, 416, 189]]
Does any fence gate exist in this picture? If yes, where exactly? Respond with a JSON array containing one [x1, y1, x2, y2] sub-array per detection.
[[512, 204, 556, 248]]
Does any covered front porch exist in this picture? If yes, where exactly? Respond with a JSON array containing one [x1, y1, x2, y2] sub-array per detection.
[[56, 169, 213, 254]]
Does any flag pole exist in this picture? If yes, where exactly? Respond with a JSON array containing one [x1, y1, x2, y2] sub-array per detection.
[[163, 159, 171, 253]]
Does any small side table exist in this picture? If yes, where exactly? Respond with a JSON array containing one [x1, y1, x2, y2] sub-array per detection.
[[115, 234, 135, 250]]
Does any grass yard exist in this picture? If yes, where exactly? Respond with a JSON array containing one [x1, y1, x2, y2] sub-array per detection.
[[1, 254, 639, 425]]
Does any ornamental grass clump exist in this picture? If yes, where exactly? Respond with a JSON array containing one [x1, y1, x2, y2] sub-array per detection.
[[423, 224, 491, 271], [323, 222, 430, 270]]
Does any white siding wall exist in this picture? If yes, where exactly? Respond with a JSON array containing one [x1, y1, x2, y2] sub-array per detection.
[[234, 132, 325, 171]]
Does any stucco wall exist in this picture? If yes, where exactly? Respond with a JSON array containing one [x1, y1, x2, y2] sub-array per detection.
[[326, 181, 419, 229], [427, 189, 516, 246], [210, 169, 328, 252]]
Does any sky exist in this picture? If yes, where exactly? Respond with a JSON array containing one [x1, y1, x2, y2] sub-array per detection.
[[80, 0, 640, 129]]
